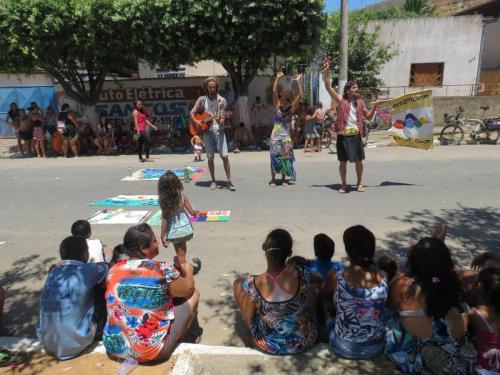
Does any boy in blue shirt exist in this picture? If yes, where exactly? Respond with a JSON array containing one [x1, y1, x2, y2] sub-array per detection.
[[37, 236, 108, 360], [309, 233, 343, 279]]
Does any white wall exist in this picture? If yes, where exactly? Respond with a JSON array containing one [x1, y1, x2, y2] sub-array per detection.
[[367, 15, 483, 97], [138, 60, 228, 79], [0, 73, 54, 86], [56, 76, 277, 129], [481, 19, 500, 69]]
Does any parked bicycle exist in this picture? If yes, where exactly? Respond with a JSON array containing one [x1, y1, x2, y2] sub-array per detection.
[[440, 106, 500, 145], [365, 107, 393, 132]]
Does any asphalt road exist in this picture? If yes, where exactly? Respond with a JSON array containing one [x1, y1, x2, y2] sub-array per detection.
[[0, 144, 499, 345]]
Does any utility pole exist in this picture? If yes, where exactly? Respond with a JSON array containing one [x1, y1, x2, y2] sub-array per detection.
[[339, 0, 349, 95]]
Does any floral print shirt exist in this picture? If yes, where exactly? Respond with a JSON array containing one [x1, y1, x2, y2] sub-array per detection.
[[103, 259, 180, 362], [333, 266, 388, 344], [242, 265, 317, 355]]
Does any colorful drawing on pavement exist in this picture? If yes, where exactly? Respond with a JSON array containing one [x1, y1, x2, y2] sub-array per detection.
[[190, 210, 231, 222], [88, 210, 151, 224], [122, 167, 205, 181], [385, 90, 434, 150], [147, 210, 231, 225], [91, 195, 159, 207]]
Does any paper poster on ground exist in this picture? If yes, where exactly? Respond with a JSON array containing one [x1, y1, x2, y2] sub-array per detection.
[[88, 210, 150, 224], [91, 195, 159, 207], [383, 90, 434, 150], [147, 210, 231, 225]]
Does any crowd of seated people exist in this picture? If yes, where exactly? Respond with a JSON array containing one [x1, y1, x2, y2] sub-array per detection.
[[21, 220, 499, 374]]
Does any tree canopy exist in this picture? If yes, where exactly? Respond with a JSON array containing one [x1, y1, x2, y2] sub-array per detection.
[[0, 0, 195, 106], [321, 10, 397, 90], [180, 0, 325, 97]]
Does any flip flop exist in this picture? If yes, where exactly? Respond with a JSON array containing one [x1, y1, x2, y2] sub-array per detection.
[[357, 185, 365, 192], [192, 258, 202, 275], [0, 349, 28, 367], [339, 185, 347, 194]]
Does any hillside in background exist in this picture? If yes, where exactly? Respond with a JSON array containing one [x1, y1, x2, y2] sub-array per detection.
[[369, 0, 493, 15]]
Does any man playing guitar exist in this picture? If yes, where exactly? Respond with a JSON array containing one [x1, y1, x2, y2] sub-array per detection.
[[190, 77, 236, 191]]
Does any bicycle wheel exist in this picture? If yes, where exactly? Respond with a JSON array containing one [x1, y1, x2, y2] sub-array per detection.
[[440, 125, 464, 145], [473, 122, 499, 145]]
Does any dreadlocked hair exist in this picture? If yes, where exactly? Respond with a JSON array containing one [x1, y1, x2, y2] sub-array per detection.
[[158, 171, 183, 220]]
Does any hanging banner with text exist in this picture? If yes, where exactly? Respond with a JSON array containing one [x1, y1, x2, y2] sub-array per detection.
[[384, 90, 434, 150]]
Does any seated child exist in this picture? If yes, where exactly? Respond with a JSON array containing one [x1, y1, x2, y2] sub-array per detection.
[[468, 267, 500, 374], [71, 219, 111, 263], [118, 134, 133, 154], [191, 135, 203, 162], [310, 233, 343, 280], [376, 255, 398, 283], [37, 236, 108, 359]]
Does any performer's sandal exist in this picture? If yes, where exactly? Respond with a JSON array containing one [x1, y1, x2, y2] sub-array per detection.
[[357, 185, 365, 192]]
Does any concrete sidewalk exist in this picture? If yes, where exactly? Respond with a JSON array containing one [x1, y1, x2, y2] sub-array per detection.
[[0, 336, 401, 375]]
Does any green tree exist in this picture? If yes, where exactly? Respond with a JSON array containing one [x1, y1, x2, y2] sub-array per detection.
[[404, 0, 435, 15], [175, 0, 325, 126], [0, 0, 193, 120], [322, 10, 398, 95]]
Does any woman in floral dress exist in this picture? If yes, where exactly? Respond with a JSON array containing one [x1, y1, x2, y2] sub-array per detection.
[[270, 72, 302, 187], [233, 229, 320, 355]]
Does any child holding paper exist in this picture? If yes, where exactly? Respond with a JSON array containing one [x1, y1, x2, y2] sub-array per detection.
[[159, 172, 198, 264]]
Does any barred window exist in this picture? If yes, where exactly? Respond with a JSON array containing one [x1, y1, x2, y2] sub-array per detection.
[[409, 63, 444, 87]]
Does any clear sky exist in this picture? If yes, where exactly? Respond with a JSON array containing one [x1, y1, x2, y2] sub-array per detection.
[[325, 0, 386, 12]]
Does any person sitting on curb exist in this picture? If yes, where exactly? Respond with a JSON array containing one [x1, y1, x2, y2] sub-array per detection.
[[233, 122, 251, 153], [37, 236, 108, 360], [233, 229, 320, 355], [103, 224, 199, 363]]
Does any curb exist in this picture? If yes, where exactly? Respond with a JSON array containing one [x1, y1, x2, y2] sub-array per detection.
[[171, 343, 267, 375]]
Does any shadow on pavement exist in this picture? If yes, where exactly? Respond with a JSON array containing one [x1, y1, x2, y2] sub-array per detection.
[[378, 204, 500, 267], [1, 254, 56, 337]]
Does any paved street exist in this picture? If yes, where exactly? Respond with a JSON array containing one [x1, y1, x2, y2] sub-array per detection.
[[0, 144, 499, 347]]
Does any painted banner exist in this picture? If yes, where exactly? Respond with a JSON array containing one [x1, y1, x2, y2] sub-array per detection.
[[385, 90, 434, 150], [0, 86, 58, 138]]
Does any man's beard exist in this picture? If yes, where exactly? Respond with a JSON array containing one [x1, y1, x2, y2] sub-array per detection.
[[208, 92, 217, 99]]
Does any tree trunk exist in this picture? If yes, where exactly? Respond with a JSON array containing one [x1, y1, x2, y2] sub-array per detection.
[[236, 95, 251, 130], [80, 104, 99, 128], [224, 67, 253, 136]]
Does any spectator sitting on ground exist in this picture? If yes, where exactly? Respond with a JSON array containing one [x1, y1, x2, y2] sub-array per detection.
[[103, 224, 199, 363], [233, 229, 320, 355], [233, 122, 251, 153], [376, 255, 398, 284], [386, 237, 476, 374], [58, 104, 80, 158], [467, 267, 500, 374], [287, 233, 343, 281], [94, 114, 112, 155], [118, 134, 133, 154], [37, 236, 108, 360], [71, 219, 112, 263], [321, 225, 388, 359], [309, 233, 343, 280]]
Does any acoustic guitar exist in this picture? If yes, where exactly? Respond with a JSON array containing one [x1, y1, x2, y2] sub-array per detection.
[[189, 113, 215, 136], [189, 110, 233, 136]]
